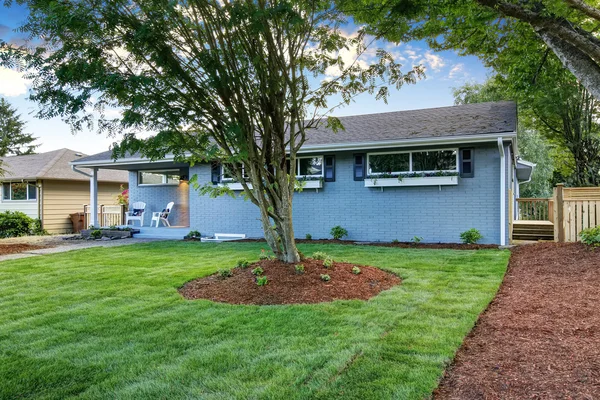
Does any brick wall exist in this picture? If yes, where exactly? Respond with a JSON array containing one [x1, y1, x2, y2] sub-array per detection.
[[181, 143, 509, 244], [127, 171, 189, 227]]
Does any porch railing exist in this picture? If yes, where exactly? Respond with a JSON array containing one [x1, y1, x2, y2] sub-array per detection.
[[516, 198, 553, 221], [84, 204, 125, 228]]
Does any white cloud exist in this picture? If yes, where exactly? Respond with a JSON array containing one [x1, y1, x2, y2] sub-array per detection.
[[422, 52, 445, 71], [448, 63, 465, 79], [0, 67, 30, 97]]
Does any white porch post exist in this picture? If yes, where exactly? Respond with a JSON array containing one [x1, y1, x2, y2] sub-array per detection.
[[90, 167, 99, 227], [497, 138, 506, 246]]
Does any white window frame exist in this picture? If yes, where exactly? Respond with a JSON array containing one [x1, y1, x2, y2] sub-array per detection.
[[296, 155, 324, 178], [367, 148, 459, 176], [1, 181, 37, 202], [220, 164, 248, 182], [138, 170, 180, 186]]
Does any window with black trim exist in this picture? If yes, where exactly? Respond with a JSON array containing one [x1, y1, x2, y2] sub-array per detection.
[[459, 148, 474, 178], [354, 154, 365, 181]]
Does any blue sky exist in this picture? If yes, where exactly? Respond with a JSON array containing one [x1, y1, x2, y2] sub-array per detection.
[[0, 3, 491, 155]]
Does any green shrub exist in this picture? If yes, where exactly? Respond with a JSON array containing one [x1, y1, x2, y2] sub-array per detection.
[[323, 257, 334, 269], [236, 259, 250, 268], [256, 276, 268, 286], [32, 219, 48, 236], [90, 230, 103, 239], [320, 274, 331, 282], [460, 228, 483, 244], [0, 211, 35, 238], [330, 225, 348, 240], [259, 249, 274, 260], [218, 268, 233, 278], [580, 226, 600, 246], [411, 236, 423, 244], [251, 267, 264, 276], [184, 230, 201, 240], [352, 266, 361, 275], [295, 264, 305, 274], [392, 239, 399, 244], [305, 233, 312, 240], [312, 251, 328, 260]]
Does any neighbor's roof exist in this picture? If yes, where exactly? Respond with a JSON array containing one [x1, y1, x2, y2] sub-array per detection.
[[72, 101, 517, 166], [0, 149, 128, 182]]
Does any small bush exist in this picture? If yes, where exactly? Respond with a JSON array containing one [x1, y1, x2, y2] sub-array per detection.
[[411, 236, 423, 244], [295, 264, 305, 274], [251, 267, 264, 276], [580, 226, 600, 246], [392, 239, 399, 244], [305, 233, 312, 240], [352, 266, 361, 275], [31, 219, 48, 236], [236, 259, 250, 268], [460, 228, 483, 244], [320, 274, 331, 282], [259, 249, 274, 260], [256, 276, 268, 286], [0, 211, 35, 238], [312, 251, 328, 260], [323, 257, 334, 269], [218, 268, 233, 278], [330, 225, 348, 240], [90, 229, 103, 239], [184, 230, 201, 240]]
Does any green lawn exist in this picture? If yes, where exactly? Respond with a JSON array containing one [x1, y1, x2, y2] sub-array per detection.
[[0, 242, 509, 399]]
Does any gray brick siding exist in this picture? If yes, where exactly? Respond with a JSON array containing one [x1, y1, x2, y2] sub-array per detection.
[[179, 142, 509, 244]]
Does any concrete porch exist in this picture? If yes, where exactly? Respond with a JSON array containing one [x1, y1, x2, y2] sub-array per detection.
[[128, 226, 190, 239]]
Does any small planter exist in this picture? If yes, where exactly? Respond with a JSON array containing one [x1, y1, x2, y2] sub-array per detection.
[[81, 229, 133, 239], [364, 176, 458, 188]]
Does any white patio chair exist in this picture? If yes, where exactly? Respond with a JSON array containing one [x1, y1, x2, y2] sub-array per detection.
[[125, 201, 146, 227], [151, 202, 174, 227]]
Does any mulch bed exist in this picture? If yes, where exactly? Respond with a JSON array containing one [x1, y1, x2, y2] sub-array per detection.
[[238, 238, 498, 250], [179, 258, 401, 305], [0, 244, 49, 256], [434, 242, 600, 399]]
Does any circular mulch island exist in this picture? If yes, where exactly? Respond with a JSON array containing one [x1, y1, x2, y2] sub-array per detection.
[[179, 258, 401, 305]]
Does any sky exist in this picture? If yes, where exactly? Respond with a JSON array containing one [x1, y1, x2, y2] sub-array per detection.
[[0, 3, 491, 156]]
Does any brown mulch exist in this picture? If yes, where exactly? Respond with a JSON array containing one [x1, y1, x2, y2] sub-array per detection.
[[0, 243, 49, 255], [434, 242, 600, 400], [179, 258, 401, 305], [238, 238, 498, 250]]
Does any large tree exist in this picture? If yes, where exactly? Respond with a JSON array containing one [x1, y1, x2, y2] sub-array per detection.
[[2, 0, 420, 262], [0, 97, 38, 176], [340, 0, 600, 101]]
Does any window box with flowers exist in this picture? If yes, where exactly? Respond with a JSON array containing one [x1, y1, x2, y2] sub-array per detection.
[[365, 149, 460, 188]]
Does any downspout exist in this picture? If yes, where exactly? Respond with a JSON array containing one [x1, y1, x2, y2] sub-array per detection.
[[497, 138, 506, 246], [71, 165, 93, 178]]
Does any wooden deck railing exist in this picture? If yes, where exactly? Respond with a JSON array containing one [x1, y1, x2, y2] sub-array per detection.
[[516, 198, 553, 221], [84, 204, 125, 228]]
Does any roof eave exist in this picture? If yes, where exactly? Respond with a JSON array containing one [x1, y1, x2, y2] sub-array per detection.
[[70, 132, 517, 168]]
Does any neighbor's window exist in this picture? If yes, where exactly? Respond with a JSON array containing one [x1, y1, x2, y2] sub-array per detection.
[[2, 182, 37, 201], [297, 156, 323, 177], [368, 149, 458, 175], [138, 170, 180, 185]]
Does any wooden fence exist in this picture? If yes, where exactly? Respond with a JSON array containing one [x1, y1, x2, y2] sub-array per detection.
[[553, 184, 600, 242], [84, 204, 125, 228], [516, 198, 554, 221]]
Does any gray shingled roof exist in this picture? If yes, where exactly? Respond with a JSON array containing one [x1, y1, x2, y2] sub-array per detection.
[[0, 149, 128, 182], [74, 101, 516, 164]]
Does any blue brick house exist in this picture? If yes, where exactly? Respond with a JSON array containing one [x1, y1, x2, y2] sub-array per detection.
[[71, 101, 533, 245]]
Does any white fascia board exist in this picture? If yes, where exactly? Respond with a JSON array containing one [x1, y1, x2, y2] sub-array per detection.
[[296, 132, 517, 154], [69, 132, 517, 167]]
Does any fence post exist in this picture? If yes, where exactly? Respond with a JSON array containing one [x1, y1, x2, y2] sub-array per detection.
[[556, 184, 565, 243]]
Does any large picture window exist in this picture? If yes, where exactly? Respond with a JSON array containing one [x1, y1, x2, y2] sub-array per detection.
[[2, 182, 37, 201], [138, 170, 180, 186], [297, 156, 323, 177], [367, 149, 458, 175], [221, 163, 249, 182]]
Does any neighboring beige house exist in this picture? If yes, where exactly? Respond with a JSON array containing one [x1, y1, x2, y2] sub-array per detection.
[[0, 148, 128, 233]]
